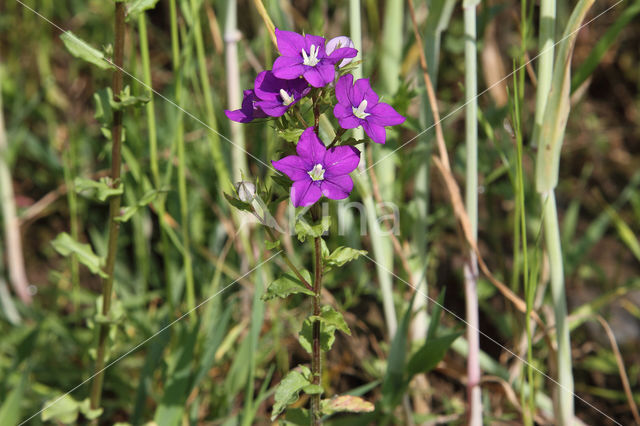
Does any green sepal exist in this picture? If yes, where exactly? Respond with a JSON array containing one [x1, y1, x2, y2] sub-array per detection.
[[223, 192, 252, 212]]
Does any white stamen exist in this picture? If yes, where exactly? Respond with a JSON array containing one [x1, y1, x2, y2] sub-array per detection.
[[301, 45, 320, 67], [308, 163, 325, 181], [352, 99, 370, 119], [279, 89, 295, 106]]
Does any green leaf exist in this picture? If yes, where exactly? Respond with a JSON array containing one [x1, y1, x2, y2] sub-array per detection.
[[262, 272, 314, 301], [406, 333, 462, 378], [534, 0, 595, 192], [325, 246, 367, 267], [224, 192, 253, 212], [41, 394, 81, 424], [0, 371, 27, 425], [109, 86, 150, 110], [381, 294, 415, 409], [278, 127, 304, 142], [77, 399, 103, 421], [51, 232, 107, 278], [298, 306, 350, 353], [283, 408, 310, 425], [154, 323, 199, 426], [265, 239, 281, 250], [271, 370, 312, 421], [60, 32, 113, 70], [126, 0, 161, 19], [321, 395, 375, 415], [115, 189, 166, 222], [75, 176, 123, 202], [426, 288, 446, 341], [295, 216, 331, 242]]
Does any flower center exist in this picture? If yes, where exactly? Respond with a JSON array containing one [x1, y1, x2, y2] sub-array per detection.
[[308, 163, 325, 181], [301, 45, 320, 67], [279, 89, 295, 106], [352, 99, 370, 119]]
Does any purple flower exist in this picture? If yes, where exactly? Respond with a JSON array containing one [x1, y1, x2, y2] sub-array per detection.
[[272, 127, 360, 207], [272, 29, 358, 88], [253, 70, 310, 117], [325, 36, 356, 68], [225, 89, 268, 123], [333, 74, 405, 144]]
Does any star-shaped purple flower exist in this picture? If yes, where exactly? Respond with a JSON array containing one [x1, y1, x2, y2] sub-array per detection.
[[253, 70, 310, 117], [333, 74, 405, 144], [272, 127, 360, 207], [224, 89, 268, 123], [272, 29, 358, 88]]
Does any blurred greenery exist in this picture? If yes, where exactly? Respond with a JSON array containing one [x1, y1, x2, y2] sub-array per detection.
[[0, 0, 639, 424]]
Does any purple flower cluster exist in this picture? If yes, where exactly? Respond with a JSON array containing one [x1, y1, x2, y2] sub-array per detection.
[[225, 29, 405, 206]]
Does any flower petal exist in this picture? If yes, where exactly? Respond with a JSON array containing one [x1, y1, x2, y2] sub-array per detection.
[[304, 34, 327, 56], [255, 100, 289, 117], [303, 64, 335, 88], [272, 156, 311, 180], [224, 108, 252, 123], [296, 127, 326, 164], [275, 28, 306, 57], [368, 102, 405, 126], [334, 106, 361, 129], [321, 175, 354, 200], [335, 74, 353, 105], [253, 70, 278, 101], [362, 121, 387, 144], [291, 179, 322, 207], [326, 47, 358, 64], [324, 146, 360, 177], [352, 78, 373, 105], [273, 56, 306, 79]]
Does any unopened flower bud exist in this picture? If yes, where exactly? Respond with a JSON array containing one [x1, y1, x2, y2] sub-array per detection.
[[235, 181, 256, 202]]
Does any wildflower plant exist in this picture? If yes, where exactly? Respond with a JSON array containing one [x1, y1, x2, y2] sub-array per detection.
[[225, 28, 404, 424]]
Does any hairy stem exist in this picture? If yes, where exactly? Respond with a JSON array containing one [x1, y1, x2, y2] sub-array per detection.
[[311, 236, 323, 425], [89, 0, 125, 410]]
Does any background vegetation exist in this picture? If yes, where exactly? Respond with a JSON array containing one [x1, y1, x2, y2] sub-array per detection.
[[0, 0, 639, 424]]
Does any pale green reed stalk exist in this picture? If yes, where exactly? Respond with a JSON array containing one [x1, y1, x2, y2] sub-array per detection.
[[534, 0, 594, 423], [224, 0, 248, 183], [171, 0, 196, 316], [463, 0, 482, 423]]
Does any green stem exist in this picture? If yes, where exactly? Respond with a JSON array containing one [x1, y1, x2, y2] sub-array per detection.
[[265, 227, 313, 291], [89, 1, 126, 410], [172, 1, 195, 316], [542, 191, 573, 424], [141, 7, 174, 309], [463, 2, 482, 424], [188, 0, 232, 192], [311, 236, 323, 425]]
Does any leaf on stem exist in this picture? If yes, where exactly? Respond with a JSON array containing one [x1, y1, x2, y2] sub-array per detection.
[[60, 32, 114, 70], [271, 369, 313, 421], [324, 246, 367, 268], [262, 272, 315, 301], [51, 233, 107, 278], [298, 306, 351, 353], [75, 177, 123, 203]]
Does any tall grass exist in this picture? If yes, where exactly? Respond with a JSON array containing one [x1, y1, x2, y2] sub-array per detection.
[[463, 0, 482, 423]]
